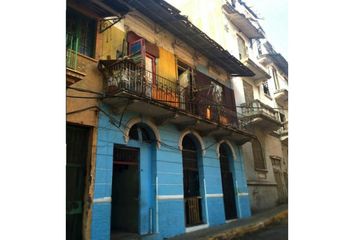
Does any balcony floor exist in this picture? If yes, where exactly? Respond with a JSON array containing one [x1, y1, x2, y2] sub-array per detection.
[[103, 90, 252, 144]]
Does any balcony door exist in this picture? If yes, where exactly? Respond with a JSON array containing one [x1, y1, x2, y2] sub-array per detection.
[[182, 135, 203, 227], [111, 145, 140, 234], [145, 54, 155, 98], [243, 80, 254, 104]]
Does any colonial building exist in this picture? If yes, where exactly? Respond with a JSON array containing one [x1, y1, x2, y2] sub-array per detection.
[[66, 0, 262, 239], [166, 0, 289, 213]]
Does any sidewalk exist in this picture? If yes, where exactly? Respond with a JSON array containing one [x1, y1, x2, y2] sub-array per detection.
[[169, 204, 288, 240]]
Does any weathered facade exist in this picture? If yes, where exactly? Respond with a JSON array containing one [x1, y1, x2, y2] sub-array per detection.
[[167, 0, 288, 213], [66, 0, 264, 239]]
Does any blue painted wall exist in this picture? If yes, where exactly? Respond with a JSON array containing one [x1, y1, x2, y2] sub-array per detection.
[[90, 105, 251, 239], [233, 146, 252, 218]]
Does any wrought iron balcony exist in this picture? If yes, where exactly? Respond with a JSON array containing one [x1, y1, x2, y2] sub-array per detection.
[[239, 99, 282, 131], [98, 59, 252, 144], [100, 58, 180, 108]]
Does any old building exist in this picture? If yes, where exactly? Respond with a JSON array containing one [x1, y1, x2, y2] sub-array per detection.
[[66, 0, 265, 239], [166, 0, 289, 213]]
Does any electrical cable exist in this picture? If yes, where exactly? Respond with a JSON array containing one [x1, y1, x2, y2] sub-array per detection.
[[67, 86, 104, 96], [67, 95, 104, 99], [67, 86, 288, 110]]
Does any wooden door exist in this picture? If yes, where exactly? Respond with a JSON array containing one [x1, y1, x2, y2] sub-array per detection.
[[182, 136, 203, 226], [219, 146, 237, 220], [111, 145, 140, 234], [243, 80, 254, 105], [66, 124, 90, 240], [145, 54, 155, 98]]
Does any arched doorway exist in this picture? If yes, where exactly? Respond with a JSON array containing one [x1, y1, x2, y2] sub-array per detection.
[[110, 123, 156, 237], [219, 143, 237, 220], [182, 134, 204, 227]]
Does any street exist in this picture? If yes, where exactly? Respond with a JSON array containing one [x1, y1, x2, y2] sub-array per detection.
[[233, 218, 288, 240]]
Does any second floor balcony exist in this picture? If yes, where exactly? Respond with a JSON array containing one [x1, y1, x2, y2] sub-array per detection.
[[241, 58, 271, 85], [98, 58, 253, 144], [223, 2, 265, 39], [239, 99, 282, 132], [66, 49, 87, 86], [274, 89, 288, 106], [278, 121, 288, 144]]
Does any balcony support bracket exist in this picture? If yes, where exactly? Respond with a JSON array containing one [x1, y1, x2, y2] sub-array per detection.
[[99, 16, 124, 33]]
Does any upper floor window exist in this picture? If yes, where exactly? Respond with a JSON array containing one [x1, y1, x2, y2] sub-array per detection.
[[243, 80, 254, 104], [262, 80, 270, 96], [256, 39, 262, 56], [252, 139, 266, 170], [237, 34, 247, 60], [271, 67, 280, 90], [66, 9, 96, 58]]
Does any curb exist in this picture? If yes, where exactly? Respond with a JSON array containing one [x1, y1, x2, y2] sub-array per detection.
[[207, 210, 288, 240]]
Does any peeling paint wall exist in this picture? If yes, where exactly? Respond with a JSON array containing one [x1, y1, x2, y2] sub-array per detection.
[[91, 106, 251, 239]]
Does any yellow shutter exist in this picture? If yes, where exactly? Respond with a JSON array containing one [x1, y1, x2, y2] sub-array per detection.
[[157, 47, 177, 81]]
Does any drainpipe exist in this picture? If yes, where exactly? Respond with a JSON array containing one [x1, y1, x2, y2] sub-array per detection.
[[203, 178, 209, 224], [155, 176, 159, 233]]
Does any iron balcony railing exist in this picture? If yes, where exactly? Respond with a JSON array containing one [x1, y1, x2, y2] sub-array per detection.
[[66, 33, 79, 70], [240, 99, 281, 123], [99, 59, 239, 127], [190, 97, 238, 127], [102, 59, 180, 108]]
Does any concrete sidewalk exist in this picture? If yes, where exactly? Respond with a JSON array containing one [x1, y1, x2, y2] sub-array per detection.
[[169, 204, 288, 240]]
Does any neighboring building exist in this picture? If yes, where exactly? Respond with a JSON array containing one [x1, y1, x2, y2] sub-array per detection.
[[66, 0, 262, 239], [166, 0, 289, 213]]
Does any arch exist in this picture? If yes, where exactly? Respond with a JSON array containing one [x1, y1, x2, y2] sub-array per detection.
[[178, 129, 205, 155], [124, 116, 161, 148], [216, 140, 237, 160]]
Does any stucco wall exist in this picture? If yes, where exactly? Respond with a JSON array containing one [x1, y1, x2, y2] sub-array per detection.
[[90, 105, 251, 239]]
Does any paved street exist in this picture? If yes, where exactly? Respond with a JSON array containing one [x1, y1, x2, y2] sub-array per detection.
[[232, 218, 288, 240]]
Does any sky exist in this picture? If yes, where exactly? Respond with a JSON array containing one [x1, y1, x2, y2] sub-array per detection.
[[244, 0, 288, 59], [165, 0, 288, 59]]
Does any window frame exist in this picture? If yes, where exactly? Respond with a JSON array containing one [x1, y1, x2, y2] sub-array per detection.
[[66, 8, 97, 58], [252, 139, 267, 171]]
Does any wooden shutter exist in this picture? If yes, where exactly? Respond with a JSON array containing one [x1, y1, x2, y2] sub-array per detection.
[[243, 80, 254, 104], [252, 140, 266, 169]]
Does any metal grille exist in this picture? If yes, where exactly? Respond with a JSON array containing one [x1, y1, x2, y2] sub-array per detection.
[[103, 59, 180, 108], [182, 136, 203, 226], [99, 60, 239, 128], [66, 8, 96, 58], [184, 197, 203, 226]]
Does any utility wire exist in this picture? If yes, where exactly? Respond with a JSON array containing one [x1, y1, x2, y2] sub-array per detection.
[[67, 104, 237, 154], [66, 87, 288, 110], [67, 86, 104, 96]]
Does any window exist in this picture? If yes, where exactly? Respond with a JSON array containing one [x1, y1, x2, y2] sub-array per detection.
[[271, 67, 280, 90], [237, 34, 247, 60], [256, 39, 262, 56], [243, 80, 254, 104], [279, 113, 286, 123], [178, 61, 192, 110], [66, 9, 96, 58], [252, 139, 266, 170], [262, 80, 270, 96]]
